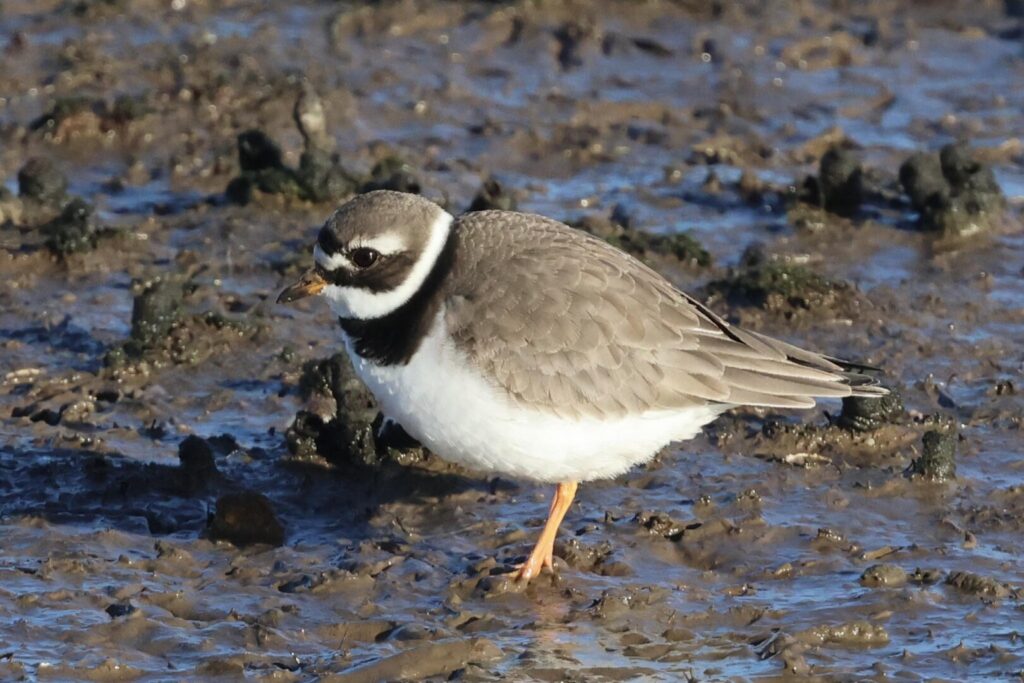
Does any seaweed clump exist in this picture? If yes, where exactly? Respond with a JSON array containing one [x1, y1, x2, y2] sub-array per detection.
[[104, 272, 255, 367], [18, 157, 69, 206], [572, 208, 712, 269], [225, 85, 359, 204], [467, 177, 517, 212], [899, 142, 1005, 238], [706, 245, 852, 315], [905, 429, 957, 482], [41, 198, 100, 256], [285, 353, 427, 469], [13, 158, 111, 256], [837, 389, 905, 432], [359, 156, 422, 195], [801, 146, 864, 217]]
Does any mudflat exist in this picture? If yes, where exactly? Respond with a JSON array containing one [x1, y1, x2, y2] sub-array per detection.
[[1, 1, 1022, 680]]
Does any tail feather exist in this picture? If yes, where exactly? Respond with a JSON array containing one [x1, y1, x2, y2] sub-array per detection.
[[681, 291, 888, 407], [716, 331, 888, 406]]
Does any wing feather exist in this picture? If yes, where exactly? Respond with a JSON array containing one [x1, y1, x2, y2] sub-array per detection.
[[444, 211, 884, 419]]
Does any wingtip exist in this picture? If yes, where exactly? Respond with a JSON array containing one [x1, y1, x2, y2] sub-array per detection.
[[833, 357, 890, 397], [829, 355, 885, 375], [850, 384, 890, 397]]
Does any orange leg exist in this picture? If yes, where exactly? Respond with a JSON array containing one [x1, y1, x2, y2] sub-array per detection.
[[514, 481, 578, 582]]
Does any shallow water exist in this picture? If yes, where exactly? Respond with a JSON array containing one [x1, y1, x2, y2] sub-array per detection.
[[1, 1, 1022, 681]]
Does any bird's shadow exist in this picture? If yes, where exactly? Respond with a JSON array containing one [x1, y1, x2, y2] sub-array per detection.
[[0, 442, 496, 546]]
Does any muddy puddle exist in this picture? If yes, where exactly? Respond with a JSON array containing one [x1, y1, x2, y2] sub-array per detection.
[[1, 0, 1023, 680]]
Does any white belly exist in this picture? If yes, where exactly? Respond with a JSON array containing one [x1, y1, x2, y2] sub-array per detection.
[[344, 313, 725, 483]]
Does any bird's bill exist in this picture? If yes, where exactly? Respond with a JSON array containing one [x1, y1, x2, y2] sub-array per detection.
[[277, 268, 327, 303]]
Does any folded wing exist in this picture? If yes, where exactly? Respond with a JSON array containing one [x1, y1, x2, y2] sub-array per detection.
[[446, 212, 885, 420]]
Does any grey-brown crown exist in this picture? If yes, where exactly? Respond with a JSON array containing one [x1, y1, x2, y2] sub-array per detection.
[[316, 190, 446, 259]]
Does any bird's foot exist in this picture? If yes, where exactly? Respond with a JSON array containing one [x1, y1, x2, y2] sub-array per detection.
[[509, 481, 577, 584], [512, 548, 555, 583]]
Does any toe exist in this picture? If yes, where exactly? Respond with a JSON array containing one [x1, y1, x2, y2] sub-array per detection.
[[513, 564, 536, 582], [513, 556, 544, 582]]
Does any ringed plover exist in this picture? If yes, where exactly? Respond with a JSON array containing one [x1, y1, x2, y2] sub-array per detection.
[[279, 190, 886, 582]]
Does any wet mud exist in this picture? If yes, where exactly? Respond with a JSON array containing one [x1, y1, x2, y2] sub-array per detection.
[[1, 0, 1023, 680]]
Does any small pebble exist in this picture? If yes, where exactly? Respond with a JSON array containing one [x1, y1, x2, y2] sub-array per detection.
[[860, 563, 908, 588], [209, 491, 285, 547], [105, 602, 136, 619]]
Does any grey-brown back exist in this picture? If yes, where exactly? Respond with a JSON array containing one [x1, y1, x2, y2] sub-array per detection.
[[443, 210, 885, 420]]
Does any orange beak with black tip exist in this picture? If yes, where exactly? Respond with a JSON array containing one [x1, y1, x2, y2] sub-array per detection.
[[277, 268, 328, 304]]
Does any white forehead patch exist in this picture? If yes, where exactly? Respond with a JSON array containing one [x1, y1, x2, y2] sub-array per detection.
[[314, 233, 408, 272], [351, 232, 407, 256], [314, 244, 349, 271]]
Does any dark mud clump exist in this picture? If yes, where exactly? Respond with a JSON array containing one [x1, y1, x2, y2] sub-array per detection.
[[226, 89, 359, 206], [742, 377, 944, 471], [838, 389, 905, 432], [557, 538, 625, 575], [126, 275, 186, 356], [103, 270, 256, 367], [225, 130, 306, 204], [611, 230, 711, 267], [467, 177, 517, 212], [286, 353, 428, 469], [41, 198, 100, 256], [107, 93, 151, 125], [802, 146, 864, 217], [573, 212, 711, 268], [104, 602, 137, 619], [899, 142, 1006, 238], [238, 130, 286, 175], [748, 393, 947, 474], [553, 18, 595, 70], [295, 141, 358, 203], [18, 157, 69, 207], [209, 491, 285, 547], [636, 510, 693, 542], [906, 429, 957, 481], [26, 92, 152, 144], [15, 159, 108, 255], [179, 435, 216, 472], [706, 245, 853, 315], [286, 353, 378, 464], [360, 156, 422, 195], [178, 435, 219, 494]]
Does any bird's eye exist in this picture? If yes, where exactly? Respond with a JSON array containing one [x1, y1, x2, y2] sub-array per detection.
[[349, 247, 380, 269]]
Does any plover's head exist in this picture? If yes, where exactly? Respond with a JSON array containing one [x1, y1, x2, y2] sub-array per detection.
[[277, 190, 453, 319]]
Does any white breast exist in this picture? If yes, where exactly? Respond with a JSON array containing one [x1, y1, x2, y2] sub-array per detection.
[[343, 311, 725, 483]]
